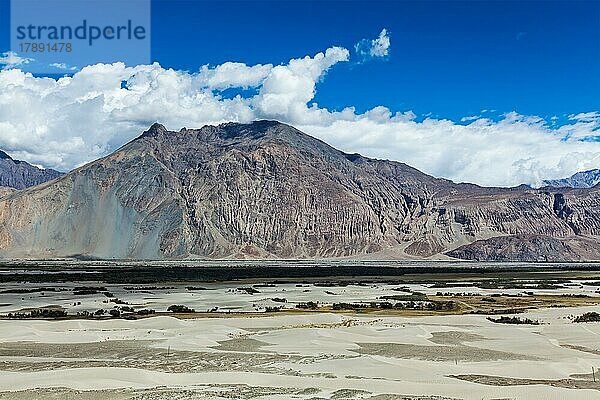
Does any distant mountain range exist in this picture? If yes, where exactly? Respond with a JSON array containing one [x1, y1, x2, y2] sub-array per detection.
[[0, 121, 598, 261], [543, 169, 600, 189], [0, 150, 63, 190]]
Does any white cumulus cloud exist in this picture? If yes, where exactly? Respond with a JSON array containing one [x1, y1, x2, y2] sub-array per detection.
[[198, 62, 273, 90], [49, 63, 78, 71], [0, 44, 599, 187], [0, 52, 33, 69], [355, 29, 391, 60]]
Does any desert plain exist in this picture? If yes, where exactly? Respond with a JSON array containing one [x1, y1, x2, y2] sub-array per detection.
[[1, 261, 600, 399]]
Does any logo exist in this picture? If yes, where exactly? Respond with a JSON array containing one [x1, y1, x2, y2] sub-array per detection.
[[10, 0, 151, 73]]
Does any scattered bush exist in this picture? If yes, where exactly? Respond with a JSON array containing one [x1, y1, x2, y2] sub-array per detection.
[[471, 308, 526, 315], [381, 292, 428, 301], [73, 286, 108, 295], [296, 301, 319, 310], [76, 311, 92, 317], [573, 312, 600, 323], [237, 287, 260, 295], [167, 304, 195, 313], [7, 308, 67, 319], [332, 302, 368, 310], [487, 316, 539, 325], [271, 297, 287, 303], [0, 287, 57, 294], [481, 297, 497, 303], [124, 286, 174, 291]]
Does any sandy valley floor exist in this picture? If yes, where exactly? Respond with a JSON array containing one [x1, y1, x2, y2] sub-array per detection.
[[1, 307, 600, 399], [2, 265, 600, 399]]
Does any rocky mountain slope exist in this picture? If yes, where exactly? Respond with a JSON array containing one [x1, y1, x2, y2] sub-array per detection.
[[0, 150, 63, 189], [0, 121, 598, 260], [543, 169, 600, 189]]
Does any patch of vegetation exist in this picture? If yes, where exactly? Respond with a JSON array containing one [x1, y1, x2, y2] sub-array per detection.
[[332, 302, 369, 310], [573, 312, 600, 323], [582, 281, 600, 286], [380, 292, 428, 301], [271, 297, 287, 303], [7, 308, 67, 319], [429, 282, 475, 289], [136, 309, 155, 315], [471, 308, 526, 315], [487, 316, 540, 325], [0, 264, 588, 285], [73, 286, 108, 295], [391, 286, 412, 292], [167, 304, 195, 313], [314, 282, 349, 287], [476, 279, 566, 290], [76, 310, 92, 317], [73, 289, 100, 295], [296, 301, 319, 310], [0, 287, 58, 294], [237, 287, 260, 295], [124, 286, 175, 290], [330, 300, 456, 312]]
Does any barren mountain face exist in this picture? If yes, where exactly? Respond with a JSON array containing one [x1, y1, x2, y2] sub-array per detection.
[[543, 169, 600, 189], [0, 121, 598, 260], [0, 150, 63, 190]]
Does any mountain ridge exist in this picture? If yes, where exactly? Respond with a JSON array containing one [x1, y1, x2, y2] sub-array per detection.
[[0, 121, 598, 261], [0, 150, 63, 190], [543, 169, 600, 189]]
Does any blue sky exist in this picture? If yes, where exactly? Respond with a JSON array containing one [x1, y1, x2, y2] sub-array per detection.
[[152, 0, 600, 122], [1, 0, 599, 122], [0, 0, 599, 186]]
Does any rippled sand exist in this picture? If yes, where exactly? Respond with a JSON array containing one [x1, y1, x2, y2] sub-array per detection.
[[1, 306, 600, 399]]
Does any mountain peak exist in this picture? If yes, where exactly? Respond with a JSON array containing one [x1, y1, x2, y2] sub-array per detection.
[[136, 120, 290, 142], [0, 150, 12, 160], [543, 169, 600, 189], [219, 120, 284, 130], [139, 122, 168, 138], [215, 120, 292, 140]]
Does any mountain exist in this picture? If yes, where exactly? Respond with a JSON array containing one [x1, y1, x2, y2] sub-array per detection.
[[0, 150, 63, 189], [543, 169, 600, 189], [0, 121, 598, 261]]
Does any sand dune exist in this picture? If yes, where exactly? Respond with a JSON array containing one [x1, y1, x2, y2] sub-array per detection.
[[1, 308, 600, 399]]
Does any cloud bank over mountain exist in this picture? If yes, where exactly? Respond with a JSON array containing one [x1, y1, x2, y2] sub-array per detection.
[[0, 41, 599, 187]]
